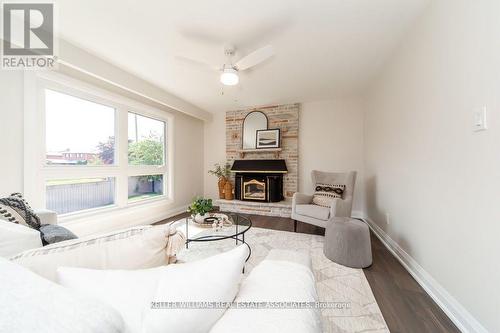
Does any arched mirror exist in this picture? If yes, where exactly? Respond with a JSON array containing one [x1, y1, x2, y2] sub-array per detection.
[[242, 111, 268, 149]]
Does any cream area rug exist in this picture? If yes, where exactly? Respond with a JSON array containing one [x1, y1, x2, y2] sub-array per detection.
[[175, 223, 389, 333]]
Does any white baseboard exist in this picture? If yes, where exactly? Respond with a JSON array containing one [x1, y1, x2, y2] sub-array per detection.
[[351, 210, 365, 220], [363, 216, 488, 333]]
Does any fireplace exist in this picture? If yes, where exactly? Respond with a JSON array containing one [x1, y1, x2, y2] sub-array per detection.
[[231, 160, 287, 203]]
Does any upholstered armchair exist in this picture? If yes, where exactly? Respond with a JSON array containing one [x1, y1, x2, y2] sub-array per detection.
[[291, 170, 356, 231]]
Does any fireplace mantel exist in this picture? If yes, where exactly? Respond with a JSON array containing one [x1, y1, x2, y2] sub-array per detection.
[[236, 148, 282, 158]]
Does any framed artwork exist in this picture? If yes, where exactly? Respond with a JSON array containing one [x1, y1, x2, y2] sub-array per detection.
[[256, 128, 280, 149]]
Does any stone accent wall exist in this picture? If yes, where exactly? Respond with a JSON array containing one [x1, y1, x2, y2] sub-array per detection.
[[226, 103, 299, 198]]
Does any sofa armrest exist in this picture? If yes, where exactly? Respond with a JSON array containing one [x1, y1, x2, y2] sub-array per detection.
[[11, 224, 181, 282], [35, 209, 58, 225], [292, 193, 313, 217]]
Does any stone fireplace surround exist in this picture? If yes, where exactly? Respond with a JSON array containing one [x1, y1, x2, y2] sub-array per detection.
[[217, 103, 299, 217]]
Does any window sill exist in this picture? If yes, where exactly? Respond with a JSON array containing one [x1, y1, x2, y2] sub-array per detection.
[[126, 194, 170, 208], [58, 196, 173, 226]]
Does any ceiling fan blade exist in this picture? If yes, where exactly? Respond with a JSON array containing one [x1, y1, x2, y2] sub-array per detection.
[[175, 56, 219, 71], [235, 45, 274, 71]]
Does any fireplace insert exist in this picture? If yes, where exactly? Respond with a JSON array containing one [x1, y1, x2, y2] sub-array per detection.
[[243, 179, 266, 200], [231, 160, 287, 203]]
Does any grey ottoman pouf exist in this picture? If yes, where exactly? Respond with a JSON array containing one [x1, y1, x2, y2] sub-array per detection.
[[323, 217, 372, 268]]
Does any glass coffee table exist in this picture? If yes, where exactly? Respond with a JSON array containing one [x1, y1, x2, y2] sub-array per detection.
[[184, 212, 252, 261]]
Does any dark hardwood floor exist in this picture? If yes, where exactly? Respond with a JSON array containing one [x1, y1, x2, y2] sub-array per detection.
[[156, 212, 459, 333]]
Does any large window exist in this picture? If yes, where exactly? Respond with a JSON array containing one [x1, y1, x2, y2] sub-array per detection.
[[128, 113, 165, 166], [45, 89, 116, 166], [27, 74, 171, 218]]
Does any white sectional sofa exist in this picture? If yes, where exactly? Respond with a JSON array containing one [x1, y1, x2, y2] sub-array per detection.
[[1, 215, 321, 333]]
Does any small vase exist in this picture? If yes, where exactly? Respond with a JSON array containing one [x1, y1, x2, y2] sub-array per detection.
[[194, 213, 206, 224], [224, 181, 233, 200], [218, 177, 227, 199]]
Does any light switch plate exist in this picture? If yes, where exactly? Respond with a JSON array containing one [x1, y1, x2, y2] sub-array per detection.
[[473, 107, 487, 132]]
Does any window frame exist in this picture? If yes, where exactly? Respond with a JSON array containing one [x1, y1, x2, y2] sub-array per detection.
[[24, 71, 173, 222]]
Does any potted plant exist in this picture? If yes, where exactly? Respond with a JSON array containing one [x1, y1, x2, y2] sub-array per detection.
[[187, 197, 214, 223], [208, 162, 231, 199]]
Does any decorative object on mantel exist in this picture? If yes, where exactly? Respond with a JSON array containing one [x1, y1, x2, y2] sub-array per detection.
[[224, 181, 234, 200], [242, 111, 268, 149], [208, 163, 231, 199], [256, 128, 280, 149], [187, 197, 214, 224]]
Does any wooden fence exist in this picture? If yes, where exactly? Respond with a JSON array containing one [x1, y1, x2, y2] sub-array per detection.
[[46, 179, 115, 215]]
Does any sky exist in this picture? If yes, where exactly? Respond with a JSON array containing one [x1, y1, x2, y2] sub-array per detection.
[[45, 89, 164, 153]]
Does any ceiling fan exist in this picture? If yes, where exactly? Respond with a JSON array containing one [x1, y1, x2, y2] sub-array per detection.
[[177, 45, 274, 86]]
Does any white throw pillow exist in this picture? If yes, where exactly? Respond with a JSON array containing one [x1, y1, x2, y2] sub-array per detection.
[[210, 252, 322, 333], [0, 220, 42, 257], [0, 257, 125, 333], [57, 245, 249, 333], [58, 266, 163, 333], [12, 224, 183, 281]]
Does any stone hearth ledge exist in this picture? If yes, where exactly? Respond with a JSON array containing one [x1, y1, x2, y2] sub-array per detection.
[[215, 199, 292, 218]]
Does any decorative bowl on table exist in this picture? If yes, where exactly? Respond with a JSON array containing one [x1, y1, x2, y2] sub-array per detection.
[[210, 213, 233, 227], [192, 213, 233, 229], [192, 215, 214, 228]]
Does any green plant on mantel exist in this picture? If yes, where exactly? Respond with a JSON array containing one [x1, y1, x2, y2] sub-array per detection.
[[187, 197, 214, 216], [208, 162, 231, 179]]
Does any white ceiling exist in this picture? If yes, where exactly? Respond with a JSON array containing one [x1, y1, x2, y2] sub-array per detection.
[[56, 0, 429, 114]]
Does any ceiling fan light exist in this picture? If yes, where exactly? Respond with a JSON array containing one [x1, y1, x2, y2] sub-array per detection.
[[220, 68, 239, 86]]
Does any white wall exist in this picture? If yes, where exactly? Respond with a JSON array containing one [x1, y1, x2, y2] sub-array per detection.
[[300, 100, 365, 214], [203, 99, 365, 215], [364, 0, 499, 331], [203, 111, 226, 200], [0, 71, 24, 197], [0, 71, 204, 236]]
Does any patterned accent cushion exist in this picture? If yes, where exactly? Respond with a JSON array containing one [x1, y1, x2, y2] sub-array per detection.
[[312, 183, 346, 207], [39, 224, 78, 246], [0, 193, 41, 230]]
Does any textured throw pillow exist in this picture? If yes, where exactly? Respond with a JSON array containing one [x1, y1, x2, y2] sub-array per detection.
[[312, 183, 345, 207], [0, 193, 41, 230], [39, 224, 78, 246]]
